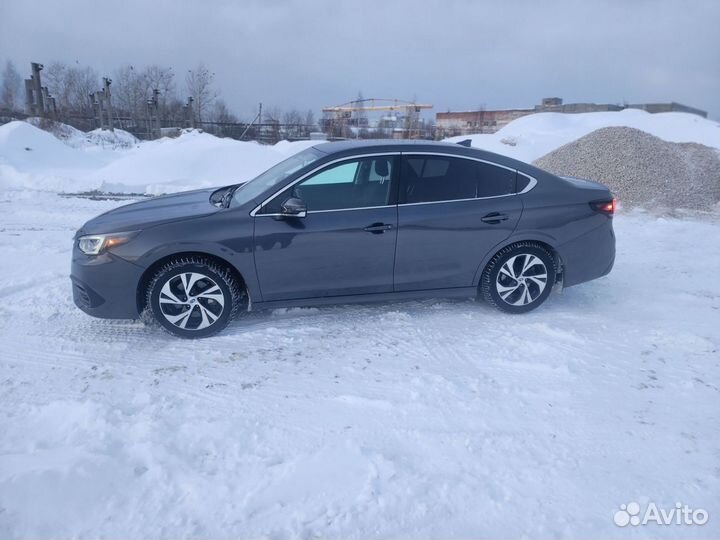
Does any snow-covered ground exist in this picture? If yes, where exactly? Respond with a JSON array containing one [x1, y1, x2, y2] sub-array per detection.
[[446, 109, 720, 162], [1, 194, 719, 539], [1, 115, 719, 538]]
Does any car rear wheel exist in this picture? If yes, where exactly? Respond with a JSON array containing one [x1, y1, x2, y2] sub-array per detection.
[[480, 242, 556, 314], [146, 257, 243, 338]]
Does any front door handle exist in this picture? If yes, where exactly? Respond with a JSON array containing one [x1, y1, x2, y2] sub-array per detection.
[[481, 212, 509, 224], [363, 222, 394, 234]]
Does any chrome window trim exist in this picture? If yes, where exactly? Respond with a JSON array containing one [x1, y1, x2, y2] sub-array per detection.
[[308, 204, 395, 214], [401, 151, 517, 173], [258, 205, 395, 217], [397, 151, 538, 205], [250, 150, 539, 216], [398, 193, 517, 208], [250, 152, 401, 217], [517, 171, 538, 194]]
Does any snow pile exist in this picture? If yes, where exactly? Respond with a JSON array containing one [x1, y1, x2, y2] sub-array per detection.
[[446, 109, 720, 162], [81, 128, 139, 149], [25, 117, 139, 149], [533, 127, 720, 210], [3, 111, 719, 208], [0, 121, 316, 194], [92, 130, 316, 194]]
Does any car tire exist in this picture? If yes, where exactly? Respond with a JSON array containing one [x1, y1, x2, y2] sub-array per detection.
[[146, 256, 243, 338], [480, 242, 556, 314]]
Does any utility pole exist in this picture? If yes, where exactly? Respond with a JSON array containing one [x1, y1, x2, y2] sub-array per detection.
[[49, 96, 57, 120], [30, 63, 44, 117], [24, 79, 34, 115], [153, 89, 161, 137], [239, 102, 263, 141], [184, 97, 195, 129], [146, 89, 161, 139], [40, 87, 50, 117], [96, 92, 106, 129], [102, 78, 114, 132]]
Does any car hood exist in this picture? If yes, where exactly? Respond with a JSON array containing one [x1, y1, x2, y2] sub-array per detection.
[[77, 188, 220, 236]]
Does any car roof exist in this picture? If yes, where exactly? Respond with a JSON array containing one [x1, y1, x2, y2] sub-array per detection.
[[312, 139, 462, 154], [311, 138, 541, 176]]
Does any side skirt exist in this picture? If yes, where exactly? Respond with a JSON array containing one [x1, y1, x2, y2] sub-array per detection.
[[251, 287, 478, 311]]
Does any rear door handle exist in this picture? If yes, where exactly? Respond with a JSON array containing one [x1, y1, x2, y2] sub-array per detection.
[[363, 222, 394, 234], [481, 212, 509, 224]]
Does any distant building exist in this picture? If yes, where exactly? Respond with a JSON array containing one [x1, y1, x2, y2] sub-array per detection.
[[626, 102, 708, 117], [436, 98, 707, 136]]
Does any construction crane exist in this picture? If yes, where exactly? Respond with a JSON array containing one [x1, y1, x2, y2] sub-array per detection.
[[322, 98, 433, 139]]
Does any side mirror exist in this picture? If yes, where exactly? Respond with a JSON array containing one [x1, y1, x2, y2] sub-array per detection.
[[280, 197, 307, 218]]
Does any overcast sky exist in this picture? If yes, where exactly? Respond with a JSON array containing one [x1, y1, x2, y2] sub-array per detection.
[[1, 0, 718, 119]]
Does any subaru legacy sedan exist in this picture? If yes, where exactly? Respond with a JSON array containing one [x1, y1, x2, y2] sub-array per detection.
[[71, 140, 615, 338]]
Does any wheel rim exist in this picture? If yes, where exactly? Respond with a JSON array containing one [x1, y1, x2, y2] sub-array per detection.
[[158, 272, 226, 331], [496, 253, 548, 306]]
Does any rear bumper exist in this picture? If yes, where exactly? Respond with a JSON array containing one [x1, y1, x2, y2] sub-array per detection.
[[70, 247, 143, 319], [557, 219, 616, 287]]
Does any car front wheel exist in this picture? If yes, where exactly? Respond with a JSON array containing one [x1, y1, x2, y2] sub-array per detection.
[[146, 257, 243, 338], [480, 242, 556, 314]]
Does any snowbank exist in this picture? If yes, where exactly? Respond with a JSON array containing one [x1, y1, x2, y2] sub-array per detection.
[[25, 117, 139, 149], [445, 109, 720, 162], [0, 121, 317, 194], [2, 111, 719, 198]]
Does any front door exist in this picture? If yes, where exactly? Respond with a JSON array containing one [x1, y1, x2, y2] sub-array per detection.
[[254, 155, 399, 301]]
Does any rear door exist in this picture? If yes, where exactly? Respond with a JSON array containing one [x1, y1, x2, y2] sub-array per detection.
[[394, 153, 523, 291], [253, 155, 399, 301]]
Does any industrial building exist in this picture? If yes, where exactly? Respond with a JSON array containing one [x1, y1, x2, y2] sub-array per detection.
[[436, 98, 708, 136]]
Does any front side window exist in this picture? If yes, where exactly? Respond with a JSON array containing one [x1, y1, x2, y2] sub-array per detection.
[[400, 155, 517, 204], [263, 156, 395, 213]]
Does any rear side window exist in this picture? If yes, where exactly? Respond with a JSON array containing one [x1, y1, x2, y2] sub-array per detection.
[[401, 156, 516, 203], [474, 161, 516, 197]]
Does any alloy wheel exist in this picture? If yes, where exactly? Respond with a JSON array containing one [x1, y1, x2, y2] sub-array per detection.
[[158, 272, 226, 331], [495, 253, 548, 306]]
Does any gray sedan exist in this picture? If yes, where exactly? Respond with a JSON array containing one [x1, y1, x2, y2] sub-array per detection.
[[71, 140, 616, 338]]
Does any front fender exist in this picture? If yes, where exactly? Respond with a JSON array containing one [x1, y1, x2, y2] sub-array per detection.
[[125, 210, 263, 304]]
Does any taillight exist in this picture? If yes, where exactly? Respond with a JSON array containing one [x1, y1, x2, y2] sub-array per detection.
[[590, 198, 616, 215]]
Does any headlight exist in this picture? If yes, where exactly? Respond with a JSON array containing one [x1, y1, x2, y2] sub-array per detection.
[[77, 231, 138, 255]]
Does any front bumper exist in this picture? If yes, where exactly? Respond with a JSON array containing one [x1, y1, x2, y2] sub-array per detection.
[[70, 247, 144, 319]]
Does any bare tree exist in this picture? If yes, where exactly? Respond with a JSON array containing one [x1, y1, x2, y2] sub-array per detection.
[[113, 65, 146, 122], [44, 61, 72, 112], [185, 63, 216, 122], [67, 65, 99, 115], [210, 99, 237, 123], [304, 109, 316, 132], [142, 65, 176, 116], [1, 60, 22, 110], [262, 106, 282, 123]]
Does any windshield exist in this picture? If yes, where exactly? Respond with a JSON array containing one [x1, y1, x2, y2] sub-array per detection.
[[230, 147, 325, 208]]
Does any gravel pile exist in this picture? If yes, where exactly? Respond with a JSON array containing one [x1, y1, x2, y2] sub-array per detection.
[[533, 126, 720, 210]]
